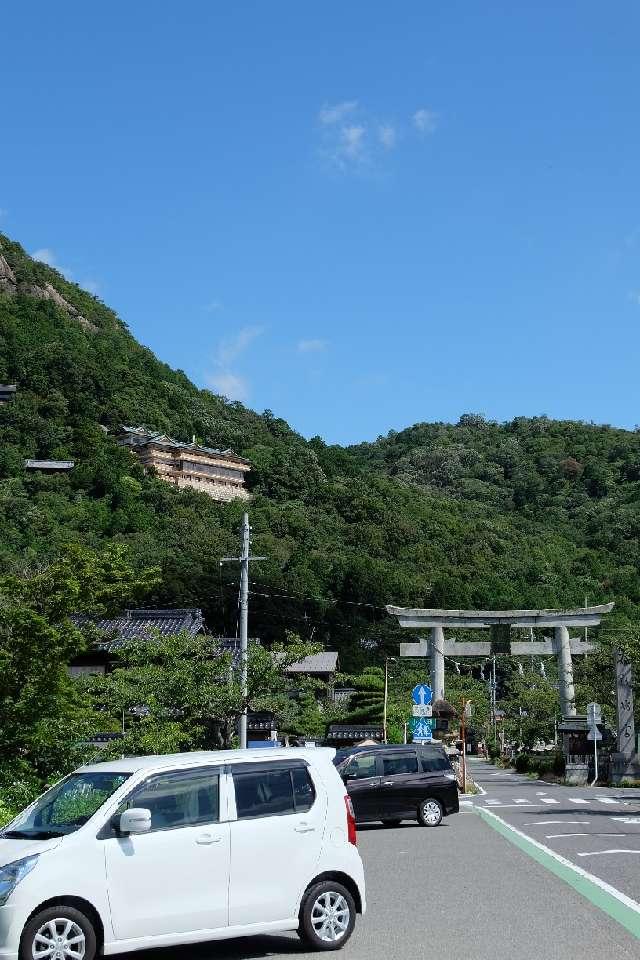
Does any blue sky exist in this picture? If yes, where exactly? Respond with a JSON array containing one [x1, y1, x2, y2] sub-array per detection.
[[2, 2, 639, 444]]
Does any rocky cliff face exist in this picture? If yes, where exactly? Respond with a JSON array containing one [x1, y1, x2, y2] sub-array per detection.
[[0, 245, 96, 332]]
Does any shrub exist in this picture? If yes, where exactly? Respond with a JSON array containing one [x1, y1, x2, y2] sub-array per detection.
[[514, 753, 530, 773]]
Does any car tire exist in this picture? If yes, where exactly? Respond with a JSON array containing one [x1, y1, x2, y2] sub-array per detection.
[[381, 819, 402, 827], [299, 880, 356, 951], [20, 904, 97, 960], [418, 798, 444, 827]]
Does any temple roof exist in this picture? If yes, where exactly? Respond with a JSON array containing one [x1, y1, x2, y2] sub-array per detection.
[[71, 607, 205, 648], [119, 426, 251, 467]]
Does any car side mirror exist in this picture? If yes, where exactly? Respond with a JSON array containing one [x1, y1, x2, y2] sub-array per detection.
[[119, 807, 152, 835]]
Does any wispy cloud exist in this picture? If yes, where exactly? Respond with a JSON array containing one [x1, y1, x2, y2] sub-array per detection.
[[31, 247, 74, 280], [378, 124, 397, 150], [81, 278, 100, 295], [204, 299, 223, 313], [206, 370, 249, 402], [298, 338, 328, 354], [412, 108, 438, 134], [207, 325, 263, 402], [317, 101, 437, 173], [628, 291, 640, 305], [215, 325, 263, 367], [0, 208, 7, 220], [319, 100, 358, 126]]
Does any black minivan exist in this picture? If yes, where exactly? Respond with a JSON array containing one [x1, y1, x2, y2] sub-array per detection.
[[333, 743, 459, 827]]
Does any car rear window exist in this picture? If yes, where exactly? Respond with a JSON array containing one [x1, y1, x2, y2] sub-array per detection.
[[382, 753, 418, 776], [232, 762, 315, 820]]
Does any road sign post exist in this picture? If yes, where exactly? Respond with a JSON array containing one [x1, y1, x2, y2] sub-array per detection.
[[586, 704, 602, 786]]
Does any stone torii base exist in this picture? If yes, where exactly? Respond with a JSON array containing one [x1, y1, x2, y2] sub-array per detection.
[[386, 604, 614, 718]]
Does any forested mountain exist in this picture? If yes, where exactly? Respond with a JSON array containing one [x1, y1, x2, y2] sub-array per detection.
[[1, 232, 638, 672]]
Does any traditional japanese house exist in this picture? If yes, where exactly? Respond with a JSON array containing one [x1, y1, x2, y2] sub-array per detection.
[[118, 426, 251, 502]]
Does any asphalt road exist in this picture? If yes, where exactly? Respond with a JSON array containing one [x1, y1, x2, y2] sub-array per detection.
[[467, 757, 640, 903], [134, 759, 640, 960]]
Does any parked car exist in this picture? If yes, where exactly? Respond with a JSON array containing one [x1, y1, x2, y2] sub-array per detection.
[[333, 743, 459, 827], [0, 748, 365, 959]]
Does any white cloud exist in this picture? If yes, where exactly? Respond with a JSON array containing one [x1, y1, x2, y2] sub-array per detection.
[[206, 370, 249, 402], [298, 338, 328, 353], [204, 299, 223, 313], [215, 325, 263, 367], [31, 247, 74, 279], [412, 108, 438, 134], [206, 324, 264, 403], [81, 278, 100, 295], [341, 125, 366, 160], [319, 100, 358, 125], [32, 248, 57, 266], [378, 124, 396, 149]]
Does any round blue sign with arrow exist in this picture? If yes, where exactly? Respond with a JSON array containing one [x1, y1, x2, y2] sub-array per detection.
[[411, 684, 433, 706]]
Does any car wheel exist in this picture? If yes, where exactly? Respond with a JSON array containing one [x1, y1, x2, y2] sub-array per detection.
[[20, 904, 96, 960], [418, 798, 443, 827], [381, 819, 402, 827], [299, 880, 356, 951]]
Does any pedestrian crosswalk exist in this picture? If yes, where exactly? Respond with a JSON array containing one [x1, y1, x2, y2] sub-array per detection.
[[470, 795, 635, 809]]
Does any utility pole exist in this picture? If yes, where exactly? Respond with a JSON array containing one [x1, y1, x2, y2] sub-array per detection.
[[220, 512, 266, 749], [460, 699, 469, 793]]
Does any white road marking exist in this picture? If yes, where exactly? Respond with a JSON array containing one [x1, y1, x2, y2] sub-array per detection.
[[540, 798, 560, 804], [514, 799, 531, 803], [578, 849, 640, 858], [484, 799, 502, 805], [596, 797, 620, 805], [524, 820, 590, 826], [569, 798, 590, 804], [545, 833, 589, 839], [535, 791, 547, 796], [611, 817, 640, 824]]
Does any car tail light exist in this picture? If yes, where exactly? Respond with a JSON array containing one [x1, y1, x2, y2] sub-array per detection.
[[344, 795, 357, 846]]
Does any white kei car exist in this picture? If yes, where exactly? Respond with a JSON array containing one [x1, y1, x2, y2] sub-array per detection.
[[0, 748, 365, 959]]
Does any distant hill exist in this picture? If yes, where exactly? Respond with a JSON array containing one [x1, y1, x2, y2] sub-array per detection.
[[1, 233, 638, 669]]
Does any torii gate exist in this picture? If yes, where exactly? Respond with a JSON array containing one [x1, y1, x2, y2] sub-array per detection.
[[386, 603, 614, 718]]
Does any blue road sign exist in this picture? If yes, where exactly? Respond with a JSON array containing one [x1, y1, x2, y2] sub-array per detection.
[[410, 717, 434, 739], [411, 684, 433, 706]]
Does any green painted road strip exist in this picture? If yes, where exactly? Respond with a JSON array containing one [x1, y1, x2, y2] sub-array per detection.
[[475, 805, 640, 940]]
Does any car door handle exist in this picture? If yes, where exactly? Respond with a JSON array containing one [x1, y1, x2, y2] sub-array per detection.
[[195, 833, 222, 845], [294, 823, 316, 833], [383, 781, 395, 786]]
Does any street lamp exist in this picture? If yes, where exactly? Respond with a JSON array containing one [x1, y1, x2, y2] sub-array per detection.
[[383, 657, 397, 744]]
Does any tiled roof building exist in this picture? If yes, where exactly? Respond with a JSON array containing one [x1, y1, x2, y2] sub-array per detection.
[[118, 426, 251, 502]]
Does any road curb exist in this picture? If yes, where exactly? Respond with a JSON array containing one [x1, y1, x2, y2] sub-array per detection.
[[475, 805, 640, 940]]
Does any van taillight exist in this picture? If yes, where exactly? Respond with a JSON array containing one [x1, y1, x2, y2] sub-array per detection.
[[344, 795, 357, 846]]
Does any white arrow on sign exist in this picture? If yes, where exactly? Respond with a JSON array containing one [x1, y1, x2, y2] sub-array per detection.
[[412, 704, 433, 718]]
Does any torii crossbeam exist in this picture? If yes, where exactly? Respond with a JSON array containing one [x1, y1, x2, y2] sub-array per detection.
[[386, 603, 614, 718]]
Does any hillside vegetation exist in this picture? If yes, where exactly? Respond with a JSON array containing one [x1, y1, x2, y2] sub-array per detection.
[[1, 233, 639, 674]]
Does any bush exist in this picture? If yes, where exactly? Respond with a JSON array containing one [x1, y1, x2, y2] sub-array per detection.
[[514, 753, 530, 773]]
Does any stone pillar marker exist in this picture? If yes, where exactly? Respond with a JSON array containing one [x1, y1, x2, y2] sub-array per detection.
[[611, 649, 639, 782], [554, 625, 576, 717], [430, 626, 445, 701]]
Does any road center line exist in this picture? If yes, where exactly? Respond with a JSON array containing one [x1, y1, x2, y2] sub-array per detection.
[[545, 833, 589, 838], [578, 850, 640, 858], [475, 806, 640, 940], [523, 820, 591, 826]]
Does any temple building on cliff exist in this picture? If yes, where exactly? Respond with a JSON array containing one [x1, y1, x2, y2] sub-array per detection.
[[118, 426, 251, 502]]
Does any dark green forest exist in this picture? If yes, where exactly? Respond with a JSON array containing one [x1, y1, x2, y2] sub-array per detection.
[[1, 231, 639, 674]]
